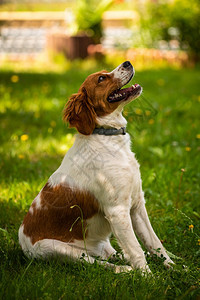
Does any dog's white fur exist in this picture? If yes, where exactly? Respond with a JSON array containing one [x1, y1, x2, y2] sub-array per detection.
[[19, 62, 174, 273]]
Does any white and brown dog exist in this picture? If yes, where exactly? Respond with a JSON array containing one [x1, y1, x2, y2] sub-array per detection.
[[19, 61, 174, 273]]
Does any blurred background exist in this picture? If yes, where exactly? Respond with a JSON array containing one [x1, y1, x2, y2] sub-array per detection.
[[0, 0, 199, 64], [0, 2, 200, 298]]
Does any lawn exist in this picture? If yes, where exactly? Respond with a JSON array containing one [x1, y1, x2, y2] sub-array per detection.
[[0, 58, 200, 299]]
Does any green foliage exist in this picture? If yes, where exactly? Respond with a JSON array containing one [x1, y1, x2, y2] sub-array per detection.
[[136, 0, 200, 56], [74, 0, 113, 42], [0, 60, 200, 299]]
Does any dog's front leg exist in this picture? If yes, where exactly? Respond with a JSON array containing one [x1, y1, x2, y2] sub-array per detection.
[[105, 205, 151, 273], [130, 202, 174, 268]]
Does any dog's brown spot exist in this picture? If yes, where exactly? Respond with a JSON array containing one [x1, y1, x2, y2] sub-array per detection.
[[23, 182, 99, 244], [63, 71, 121, 135]]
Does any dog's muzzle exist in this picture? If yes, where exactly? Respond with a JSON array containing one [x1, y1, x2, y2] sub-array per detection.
[[107, 61, 142, 103]]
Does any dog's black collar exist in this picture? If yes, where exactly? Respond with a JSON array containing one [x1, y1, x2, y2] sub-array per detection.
[[92, 127, 126, 136]]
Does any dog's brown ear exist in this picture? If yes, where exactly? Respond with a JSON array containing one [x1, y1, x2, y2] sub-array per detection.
[[63, 88, 96, 135]]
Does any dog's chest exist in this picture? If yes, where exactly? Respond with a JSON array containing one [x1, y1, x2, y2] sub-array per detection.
[[51, 134, 142, 207]]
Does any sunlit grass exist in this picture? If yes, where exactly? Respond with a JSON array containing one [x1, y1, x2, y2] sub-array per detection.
[[0, 58, 200, 299]]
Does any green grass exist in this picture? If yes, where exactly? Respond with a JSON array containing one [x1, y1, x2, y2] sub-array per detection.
[[0, 58, 200, 299]]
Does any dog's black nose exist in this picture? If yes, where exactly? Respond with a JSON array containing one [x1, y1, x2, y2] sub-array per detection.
[[122, 61, 131, 68]]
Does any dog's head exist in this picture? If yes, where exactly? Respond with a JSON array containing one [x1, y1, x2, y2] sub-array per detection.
[[63, 61, 142, 135]]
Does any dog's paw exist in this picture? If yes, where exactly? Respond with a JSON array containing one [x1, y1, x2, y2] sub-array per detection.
[[114, 264, 152, 275], [164, 259, 175, 269], [114, 265, 132, 273], [140, 265, 152, 275]]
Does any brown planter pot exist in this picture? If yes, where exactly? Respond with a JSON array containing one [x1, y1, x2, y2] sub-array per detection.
[[47, 33, 93, 60]]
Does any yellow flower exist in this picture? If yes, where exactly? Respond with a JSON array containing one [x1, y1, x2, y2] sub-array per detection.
[[11, 75, 19, 83], [148, 119, 155, 125], [123, 109, 128, 116], [145, 110, 151, 116], [196, 134, 200, 139], [198, 239, 200, 246], [185, 147, 191, 152], [21, 134, 29, 141], [18, 154, 25, 159], [189, 224, 194, 232], [135, 108, 142, 115], [50, 121, 56, 127]]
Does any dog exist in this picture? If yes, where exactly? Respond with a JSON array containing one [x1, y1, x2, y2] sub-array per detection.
[[19, 61, 174, 273]]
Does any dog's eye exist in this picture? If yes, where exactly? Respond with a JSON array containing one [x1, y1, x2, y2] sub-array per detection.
[[98, 76, 106, 83]]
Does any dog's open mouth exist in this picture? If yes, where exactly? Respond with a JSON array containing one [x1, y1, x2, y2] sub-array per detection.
[[107, 84, 142, 103]]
